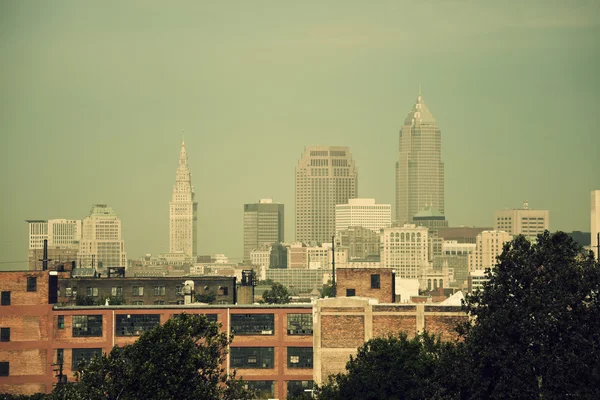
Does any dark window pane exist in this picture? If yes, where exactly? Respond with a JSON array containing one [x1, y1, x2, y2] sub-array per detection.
[[287, 347, 313, 368], [72, 315, 103, 337], [371, 274, 380, 289], [246, 380, 274, 399], [287, 380, 314, 398], [230, 314, 274, 335], [287, 314, 313, 335], [27, 277, 37, 292], [71, 348, 102, 370], [230, 347, 274, 369], [115, 314, 160, 336], [346, 288, 356, 297], [58, 315, 65, 329], [1, 292, 10, 306], [0, 328, 9, 342], [0, 362, 8, 376]]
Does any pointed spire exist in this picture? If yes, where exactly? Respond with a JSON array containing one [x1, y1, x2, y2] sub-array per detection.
[[179, 139, 188, 165]]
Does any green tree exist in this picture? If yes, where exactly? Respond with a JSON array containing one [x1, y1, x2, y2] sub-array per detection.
[[195, 291, 217, 304], [320, 280, 335, 298], [50, 313, 254, 400], [316, 332, 454, 400], [458, 231, 600, 400], [262, 282, 291, 304]]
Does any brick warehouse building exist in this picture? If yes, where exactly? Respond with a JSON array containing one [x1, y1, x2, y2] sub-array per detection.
[[1, 270, 466, 398]]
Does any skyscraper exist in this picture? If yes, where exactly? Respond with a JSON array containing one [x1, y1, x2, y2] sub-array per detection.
[[243, 199, 284, 263], [295, 146, 358, 245], [493, 202, 549, 237], [396, 92, 444, 224], [78, 204, 127, 268], [169, 141, 198, 257], [592, 190, 600, 260], [335, 198, 391, 234]]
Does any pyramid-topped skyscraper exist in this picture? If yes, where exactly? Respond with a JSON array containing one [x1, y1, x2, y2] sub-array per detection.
[[169, 140, 198, 256], [395, 92, 445, 224]]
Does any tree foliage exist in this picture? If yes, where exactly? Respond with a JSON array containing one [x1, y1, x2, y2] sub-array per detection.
[[50, 313, 253, 400], [262, 282, 291, 304], [457, 231, 600, 399], [195, 291, 217, 304]]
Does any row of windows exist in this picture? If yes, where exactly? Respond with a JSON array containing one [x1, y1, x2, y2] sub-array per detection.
[[53, 313, 313, 337], [230, 347, 313, 369]]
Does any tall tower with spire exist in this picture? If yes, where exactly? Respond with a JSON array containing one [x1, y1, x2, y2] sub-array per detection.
[[395, 92, 445, 224], [169, 140, 198, 257]]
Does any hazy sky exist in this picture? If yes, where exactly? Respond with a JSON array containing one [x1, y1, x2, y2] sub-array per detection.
[[1, 0, 599, 269]]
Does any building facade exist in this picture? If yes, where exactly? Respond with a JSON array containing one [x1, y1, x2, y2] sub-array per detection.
[[26, 220, 82, 270], [335, 198, 391, 234], [243, 199, 284, 263], [78, 205, 126, 268], [169, 141, 198, 257], [468, 230, 512, 271], [336, 226, 381, 261], [395, 92, 444, 224], [493, 203, 549, 237], [380, 224, 429, 280], [295, 146, 358, 245], [592, 190, 600, 260]]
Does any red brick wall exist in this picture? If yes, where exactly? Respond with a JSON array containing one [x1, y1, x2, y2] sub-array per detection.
[[336, 268, 394, 303], [321, 315, 364, 348], [373, 315, 417, 338], [0, 271, 49, 306]]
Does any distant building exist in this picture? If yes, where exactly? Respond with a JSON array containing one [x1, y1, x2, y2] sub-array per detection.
[[335, 198, 391, 234], [468, 269, 489, 293], [433, 241, 476, 290], [295, 146, 358, 245], [437, 226, 491, 244], [468, 230, 512, 271], [380, 224, 429, 279], [336, 226, 380, 260], [592, 190, 600, 259], [169, 141, 198, 257], [493, 202, 549, 237], [243, 199, 284, 263], [266, 268, 325, 295], [78, 204, 127, 268], [250, 246, 272, 268], [567, 231, 591, 248], [26, 219, 82, 270], [396, 92, 445, 224], [411, 206, 448, 233]]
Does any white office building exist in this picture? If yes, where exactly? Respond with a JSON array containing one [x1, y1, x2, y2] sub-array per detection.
[[335, 198, 391, 234], [468, 230, 512, 271], [494, 202, 549, 237], [26, 219, 81, 250], [380, 224, 429, 279], [78, 204, 127, 268]]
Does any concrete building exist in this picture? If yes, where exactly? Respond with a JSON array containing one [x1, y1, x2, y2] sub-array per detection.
[[266, 268, 325, 295], [396, 92, 445, 224], [434, 241, 476, 290], [335, 198, 391, 234], [26, 219, 82, 270], [336, 226, 381, 260], [243, 199, 284, 263], [295, 146, 358, 245], [380, 224, 429, 280], [250, 246, 272, 269], [437, 226, 491, 244], [411, 206, 448, 233], [592, 190, 600, 259], [493, 202, 549, 237], [78, 205, 126, 268], [468, 269, 489, 293], [468, 230, 512, 271], [169, 141, 198, 257]]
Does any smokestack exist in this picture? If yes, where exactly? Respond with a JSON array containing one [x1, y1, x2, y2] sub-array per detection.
[[42, 240, 48, 271]]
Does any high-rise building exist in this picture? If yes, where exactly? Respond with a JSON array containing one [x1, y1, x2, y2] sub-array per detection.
[[243, 199, 284, 263], [26, 219, 81, 270], [395, 92, 444, 224], [380, 224, 429, 279], [468, 230, 512, 271], [295, 146, 358, 244], [78, 204, 127, 268], [592, 190, 600, 259], [335, 198, 391, 234], [169, 141, 198, 257], [493, 202, 549, 237]]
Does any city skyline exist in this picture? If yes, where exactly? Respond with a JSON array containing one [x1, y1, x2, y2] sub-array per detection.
[[1, 1, 599, 269]]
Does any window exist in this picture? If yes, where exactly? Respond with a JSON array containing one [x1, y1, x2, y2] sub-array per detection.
[[346, 288, 356, 297], [230, 314, 274, 335], [154, 286, 165, 296], [72, 315, 103, 337], [230, 347, 274, 369], [56, 349, 64, 364], [218, 286, 228, 296], [86, 287, 99, 297], [72, 348, 102, 370], [287, 314, 313, 335], [132, 301, 144, 305], [288, 380, 314, 398], [27, 277, 37, 292], [0, 328, 9, 342], [175, 285, 183, 295], [0, 362, 8, 376], [153, 300, 165, 305], [65, 287, 73, 297], [132, 286, 144, 296], [245, 381, 274, 398], [287, 347, 313, 368], [371, 274, 381, 289], [172, 314, 218, 323], [115, 314, 160, 336], [111, 287, 123, 297], [1, 291, 10, 306], [58, 315, 65, 329]]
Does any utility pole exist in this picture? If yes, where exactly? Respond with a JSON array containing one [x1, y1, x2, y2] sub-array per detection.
[[596, 233, 600, 262], [331, 235, 336, 297]]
